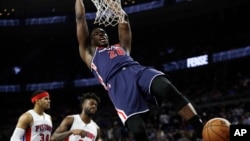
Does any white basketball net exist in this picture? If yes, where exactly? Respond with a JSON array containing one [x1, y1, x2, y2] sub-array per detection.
[[91, 0, 126, 27]]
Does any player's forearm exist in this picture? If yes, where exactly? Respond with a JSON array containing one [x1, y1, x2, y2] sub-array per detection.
[[75, 0, 85, 20], [118, 14, 132, 53], [51, 131, 72, 141], [10, 127, 25, 141]]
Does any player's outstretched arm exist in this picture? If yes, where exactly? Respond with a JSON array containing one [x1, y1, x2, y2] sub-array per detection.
[[118, 12, 132, 55], [75, 0, 92, 68]]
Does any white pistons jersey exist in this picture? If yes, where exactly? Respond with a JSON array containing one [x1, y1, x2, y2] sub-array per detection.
[[65, 114, 99, 141], [24, 109, 52, 141]]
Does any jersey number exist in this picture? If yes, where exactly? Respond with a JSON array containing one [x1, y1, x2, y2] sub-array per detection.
[[109, 48, 125, 58], [40, 133, 50, 141]]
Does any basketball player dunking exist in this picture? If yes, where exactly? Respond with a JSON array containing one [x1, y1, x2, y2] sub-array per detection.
[[75, 0, 204, 140]]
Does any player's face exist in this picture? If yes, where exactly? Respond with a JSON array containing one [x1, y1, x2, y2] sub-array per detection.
[[38, 96, 51, 110], [83, 99, 98, 116], [91, 28, 109, 47]]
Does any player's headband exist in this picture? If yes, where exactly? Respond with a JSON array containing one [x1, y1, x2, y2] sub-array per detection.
[[31, 92, 49, 103]]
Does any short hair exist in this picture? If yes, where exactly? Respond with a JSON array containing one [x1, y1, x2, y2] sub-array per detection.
[[31, 89, 48, 99], [79, 92, 101, 104]]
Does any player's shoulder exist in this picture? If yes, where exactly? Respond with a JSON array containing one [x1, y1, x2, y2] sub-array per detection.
[[24, 109, 33, 117], [18, 111, 33, 123], [59, 115, 75, 125], [64, 114, 77, 121], [66, 114, 79, 117]]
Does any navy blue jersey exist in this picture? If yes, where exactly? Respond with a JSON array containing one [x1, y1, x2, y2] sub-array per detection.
[[91, 44, 164, 124], [91, 44, 139, 89]]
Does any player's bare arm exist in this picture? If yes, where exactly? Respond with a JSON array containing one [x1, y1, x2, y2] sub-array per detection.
[[96, 128, 102, 141], [16, 112, 33, 129], [10, 112, 33, 141], [51, 116, 88, 141], [118, 14, 132, 55], [75, 0, 93, 68], [51, 116, 75, 141]]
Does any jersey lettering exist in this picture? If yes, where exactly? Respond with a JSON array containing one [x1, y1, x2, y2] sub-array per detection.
[[86, 131, 95, 140], [109, 47, 125, 59], [35, 124, 52, 132], [71, 131, 95, 141]]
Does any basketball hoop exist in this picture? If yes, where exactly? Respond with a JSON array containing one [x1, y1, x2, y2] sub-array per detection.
[[91, 0, 126, 27]]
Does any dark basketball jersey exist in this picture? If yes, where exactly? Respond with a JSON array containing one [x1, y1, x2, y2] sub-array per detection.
[[91, 44, 164, 124], [91, 44, 139, 89]]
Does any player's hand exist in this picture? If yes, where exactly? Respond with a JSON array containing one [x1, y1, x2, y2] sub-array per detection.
[[71, 129, 87, 137]]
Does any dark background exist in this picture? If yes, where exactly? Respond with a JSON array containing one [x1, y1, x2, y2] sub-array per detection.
[[1, 0, 250, 85], [0, 0, 250, 140]]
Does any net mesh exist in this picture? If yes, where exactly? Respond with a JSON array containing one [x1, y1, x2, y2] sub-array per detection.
[[90, 0, 126, 27]]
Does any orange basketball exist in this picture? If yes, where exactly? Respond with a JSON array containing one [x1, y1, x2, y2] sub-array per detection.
[[202, 117, 231, 141]]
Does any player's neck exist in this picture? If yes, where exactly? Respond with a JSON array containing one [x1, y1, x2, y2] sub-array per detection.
[[33, 106, 44, 115], [97, 45, 109, 48], [80, 113, 91, 124]]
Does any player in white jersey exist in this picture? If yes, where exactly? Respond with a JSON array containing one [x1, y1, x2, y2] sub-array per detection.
[[10, 90, 52, 141], [51, 92, 102, 141]]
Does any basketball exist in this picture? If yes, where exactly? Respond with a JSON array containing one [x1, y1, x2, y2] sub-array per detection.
[[202, 117, 231, 141]]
